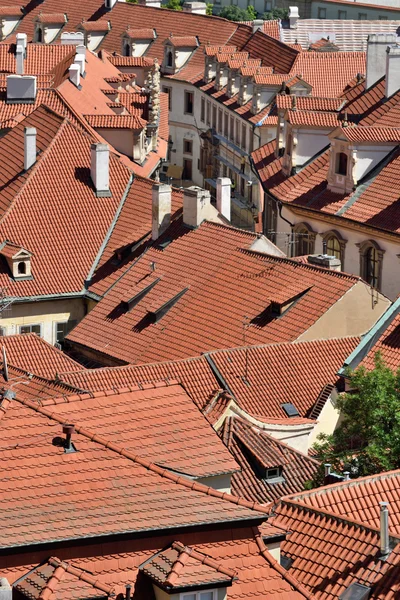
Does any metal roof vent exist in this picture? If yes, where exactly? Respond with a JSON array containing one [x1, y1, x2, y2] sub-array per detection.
[[339, 583, 371, 600], [281, 402, 300, 417], [62, 424, 76, 453]]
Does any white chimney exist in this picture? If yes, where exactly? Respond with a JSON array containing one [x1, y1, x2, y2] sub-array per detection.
[[76, 44, 86, 57], [182, 1, 207, 13], [252, 19, 264, 34], [308, 254, 341, 271], [183, 186, 211, 228], [16, 33, 27, 52], [16, 44, 24, 75], [61, 31, 84, 45], [24, 127, 37, 171], [91, 143, 111, 197], [105, 0, 118, 8], [6, 75, 36, 103], [289, 6, 299, 28], [385, 44, 400, 98], [69, 63, 80, 87], [216, 177, 231, 222], [366, 33, 397, 89], [0, 578, 11, 600], [74, 53, 86, 76], [380, 502, 390, 557], [152, 183, 171, 240]]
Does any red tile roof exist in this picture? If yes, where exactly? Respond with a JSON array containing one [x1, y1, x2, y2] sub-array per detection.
[[167, 35, 199, 48], [241, 29, 299, 75], [141, 540, 236, 590], [0, 43, 76, 75], [275, 96, 345, 112], [357, 308, 400, 373], [36, 12, 67, 23], [67, 220, 361, 364], [285, 109, 339, 128], [0, 5, 22, 16], [221, 416, 319, 504], [205, 337, 360, 419], [124, 27, 156, 39], [84, 113, 146, 129], [0, 389, 271, 550], [0, 333, 82, 378], [339, 124, 400, 142], [107, 54, 154, 67], [39, 382, 239, 478], [80, 19, 110, 31]]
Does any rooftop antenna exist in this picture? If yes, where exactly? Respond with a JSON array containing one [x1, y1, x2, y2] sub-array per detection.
[[150, 261, 156, 272], [2, 346, 8, 382]]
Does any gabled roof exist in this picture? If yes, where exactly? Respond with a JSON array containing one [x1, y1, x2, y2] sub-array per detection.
[[38, 382, 239, 478], [84, 114, 146, 130], [335, 124, 400, 142], [80, 19, 110, 31], [140, 541, 236, 590], [0, 333, 82, 378], [221, 416, 319, 504], [0, 43, 76, 75], [67, 219, 361, 364]]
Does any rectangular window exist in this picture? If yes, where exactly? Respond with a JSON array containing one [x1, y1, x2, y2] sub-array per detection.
[[241, 123, 247, 149], [358, 12, 367, 19], [218, 108, 223, 133], [235, 120, 240, 145], [182, 591, 215, 600], [184, 91, 194, 115], [206, 100, 211, 126], [264, 0, 272, 9], [338, 10, 346, 18], [230, 116, 235, 141], [200, 97, 205, 122], [55, 322, 69, 343], [318, 7, 326, 18], [182, 158, 192, 180], [212, 105, 217, 129], [162, 86, 172, 111], [379, 16, 388, 19], [20, 324, 42, 336], [224, 112, 229, 137], [0, 327, 5, 336], [183, 139, 193, 155]]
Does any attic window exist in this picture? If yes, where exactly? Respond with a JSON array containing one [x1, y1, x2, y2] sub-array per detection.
[[336, 152, 348, 176], [167, 49, 173, 68], [280, 555, 293, 571], [281, 402, 300, 417], [339, 583, 371, 600], [17, 262, 26, 275], [181, 592, 217, 600], [265, 467, 284, 483]]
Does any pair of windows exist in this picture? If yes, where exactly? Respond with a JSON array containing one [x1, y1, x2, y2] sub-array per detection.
[[19, 322, 71, 342], [181, 592, 215, 600]]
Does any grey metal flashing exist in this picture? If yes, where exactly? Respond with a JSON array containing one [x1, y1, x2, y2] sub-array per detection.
[[84, 173, 134, 288], [338, 297, 400, 376], [1, 291, 85, 304], [204, 352, 237, 400]]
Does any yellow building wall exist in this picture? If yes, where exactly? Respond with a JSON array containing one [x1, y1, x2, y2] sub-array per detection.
[[0, 297, 87, 345]]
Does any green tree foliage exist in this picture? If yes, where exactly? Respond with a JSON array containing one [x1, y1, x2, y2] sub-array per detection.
[[247, 5, 257, 19], [262, 7, 288, 19], [218, 5, 255, 20], [311, 353, 400, 486], [206, 3, 213, 14], [163, 0, 183, 10]]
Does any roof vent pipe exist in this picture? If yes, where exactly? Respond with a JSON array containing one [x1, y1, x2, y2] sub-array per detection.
[[380, 502, 390, 557], [125, 584, 132, 600], [24, 127, 37, 171], [62, 424, 75, 452]]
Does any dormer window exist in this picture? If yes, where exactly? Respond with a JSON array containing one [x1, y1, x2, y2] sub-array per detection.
[[162, 36, 199, 74], [336, 152, 348, 176], [121, 28, 156, 58], [181, 592, 216, 600], [17, 261, 26, 275], [34, 13, 68, 44], [0, 241, 33, 280], [265, 467, 284, 482], [166, 48, 173, 68]]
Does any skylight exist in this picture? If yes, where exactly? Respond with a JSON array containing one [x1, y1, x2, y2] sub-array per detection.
[[281, 403, 300, 418]]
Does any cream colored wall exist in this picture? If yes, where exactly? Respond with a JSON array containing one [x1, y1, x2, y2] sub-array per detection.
[[308, 388, 340, 446], [297, 280, 391, 341], [197, 473, 232, 494], [265, 541, 281, 563], [0, 298, 86, 345]]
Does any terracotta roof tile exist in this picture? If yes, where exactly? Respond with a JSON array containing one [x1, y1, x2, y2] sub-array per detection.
[[0, 5, 22, 16], [67, 220, 360, 364], [167, 35, 198, 48], [339, 124, 400, 142], [275, 96, 345, 112], [286, 109, 339, 128], [84, 113, 146, 129], [36, 12, 67, 23], [80, 19, 110, 31]]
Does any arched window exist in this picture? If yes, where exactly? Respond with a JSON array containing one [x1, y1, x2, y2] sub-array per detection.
[[123, 43, 131, 57], [17, 262, 26, 275], [336, 152, 348, 176], [358, 240, 384, 290], [166, 49, 173, 68], [293, 223, 316, 257], [326, 234, 341, 259], [37, 27, 43, 43]]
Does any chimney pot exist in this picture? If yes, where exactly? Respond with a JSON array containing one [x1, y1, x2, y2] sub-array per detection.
[[16, 33, 27, 52], [324, 463, 331, 477], [91, 143, 111, 197], [125, 584, 132, 600], [216, 177, 231, 222], [343, 471, 350, 481], [380, 501, 390, 557], [152, 183, 171, 241], [24, 127, 37, 171], [62, 423, 75, 451], [69, 63, 81, 88]]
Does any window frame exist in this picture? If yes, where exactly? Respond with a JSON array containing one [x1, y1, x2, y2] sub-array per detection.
[[19, 323, 42, 336], [183, 139, 193, 155], [338, 9, 347, 18], [184, 90, 194, 115], [200, 97, 205, 123], [318, 7, 326, 18], [321, 229, 347, 267], [181, 591, 217, 600], [162, 86, 172, 112], [293, 222, 316, 257], [335, 151, 348, 176], [357, 240, 385, 291]]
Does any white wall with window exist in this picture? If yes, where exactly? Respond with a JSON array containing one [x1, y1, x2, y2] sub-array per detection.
[[311, 0, 400, 20]]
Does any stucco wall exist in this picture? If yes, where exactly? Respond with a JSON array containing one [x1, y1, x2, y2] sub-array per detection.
[[311, 0, 400, 19]]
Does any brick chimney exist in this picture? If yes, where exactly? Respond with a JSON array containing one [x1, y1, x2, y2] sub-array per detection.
[[366, 33, 397, 89], [216, 177, 231, 222], [152, 183, 171, 240], [91, 143, 111, 197], [385, 44, 400, 98], [183, 186, 211, 228], [24, 127, 37, 171]]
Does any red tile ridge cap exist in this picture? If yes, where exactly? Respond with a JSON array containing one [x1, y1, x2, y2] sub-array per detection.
[[166, 541, 237, 587], [274, 498, 400, 541], [38, 564, 66, 600], [13, 395, 271, 515], [48, 558, 113, 595], [1, 361, 82, 392], [205, 335, 361, 356], [252, 528, 312, 599]]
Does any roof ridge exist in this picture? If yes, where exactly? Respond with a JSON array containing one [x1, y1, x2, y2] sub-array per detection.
[[205, 335, 360, 356], [252, 528, 312, 599], [38, 563, 66, 600], [48, 558, 113, 594], [13, 395, 271, 516], [168, 541, 237, 584]]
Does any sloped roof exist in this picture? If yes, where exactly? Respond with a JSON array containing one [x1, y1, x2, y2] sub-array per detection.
[[285, 109, 340, 128], [67, 220, 360, 364], [221, 416, 319, 504], [0, 43, 76, 75], [205, 337, 360, 419], [84, 114, 146, 130], [0, 333, 82, 378], [0, 389, 271, 551], [38, 382, 239, 478]]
